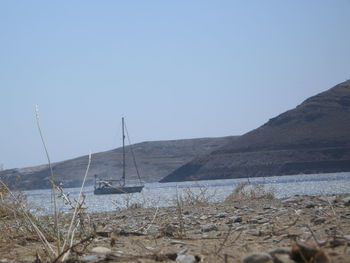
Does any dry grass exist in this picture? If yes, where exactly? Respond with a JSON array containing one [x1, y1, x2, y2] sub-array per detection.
[[0, 106, 95, 262], [225, 182, 275, 202], [0, 183, 10, 217], [0, 188, 27, 219], [0, 165, 94, 262], [0, 179, 55, 256]]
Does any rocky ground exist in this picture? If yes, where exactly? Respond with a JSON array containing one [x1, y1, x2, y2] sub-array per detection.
[[1, 194, 350, 263]]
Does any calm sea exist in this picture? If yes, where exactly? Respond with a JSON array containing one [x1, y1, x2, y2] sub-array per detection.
[[25, 172, 350, 215]]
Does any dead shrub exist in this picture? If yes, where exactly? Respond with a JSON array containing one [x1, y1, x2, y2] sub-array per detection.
[[225, 182, 275, 202], [112, 193, 144, 211], [176, 185, 217, 207]]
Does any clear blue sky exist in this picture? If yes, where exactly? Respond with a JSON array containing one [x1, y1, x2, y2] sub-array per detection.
[[1, 1, 349, 169]]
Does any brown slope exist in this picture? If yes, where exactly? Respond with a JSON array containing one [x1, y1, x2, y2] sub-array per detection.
[[160, 80, 350, 182], [0, 136, 236, 190]]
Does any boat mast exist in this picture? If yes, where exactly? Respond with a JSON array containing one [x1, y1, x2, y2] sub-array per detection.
[[122, 117, 126, 186]]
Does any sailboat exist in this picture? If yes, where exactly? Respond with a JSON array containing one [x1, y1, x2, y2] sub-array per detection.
[[94, 117, 144, 195]]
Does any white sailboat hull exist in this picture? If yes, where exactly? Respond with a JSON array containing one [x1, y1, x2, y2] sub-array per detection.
[[94, 185, 144, 195]]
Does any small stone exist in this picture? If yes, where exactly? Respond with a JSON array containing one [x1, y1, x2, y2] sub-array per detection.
[[249, 217, 269, 224], [96, 231, 110, 237], [305, 202, 315, 208], [263, 205, 277, 210], [290, 243, 330, 263], [249, 219, 259, 224], [281, 197, 299, 204], [16, 256, 36, 263], [80, 255, 103, 262], [257, 219, 269, 224], [215, 212, 227, 218], [244, 229, 261, 236], [272, 254, 295, 263], [186, 216, 197, 221], [176, 254, 197, 263], [242, 253, 273, 263], [294, 209, 303, 216], [229, 216, 243, 223], [268, 247, 291, 255], [312, 217, 326, 225], [201, 223, 218, 232], [235, 226, 246, 231], [231, 216, 243, 223], [161, 224, 179, 237], [200, 215, 208, 220], [342, 197, 350, 206], [91, 246, 112, 254]]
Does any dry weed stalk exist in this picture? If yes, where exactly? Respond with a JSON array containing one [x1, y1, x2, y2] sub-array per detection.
[[215, 230, 242, 261], [321, 195, 349, 250], [1, 106, 94, 262], [60, 151, 92, 262], [136, 206, 159, 234], [52, 234, 95, 263], [215, 225, 234, 255], [35, 105, 94, 262], [174, 188, 186, 238], [35, 105, 61, 254]]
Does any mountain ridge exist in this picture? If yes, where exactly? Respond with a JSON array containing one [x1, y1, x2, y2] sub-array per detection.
[[160, 80, 350, 182], [0, 136, 237, 190]]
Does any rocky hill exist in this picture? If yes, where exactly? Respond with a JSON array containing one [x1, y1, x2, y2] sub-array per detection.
[[160, 80, 350, 182], [0, 137, 236, 190]]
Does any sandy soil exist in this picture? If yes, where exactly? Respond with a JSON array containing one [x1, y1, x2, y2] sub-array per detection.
[[1, 194, 350, 263]]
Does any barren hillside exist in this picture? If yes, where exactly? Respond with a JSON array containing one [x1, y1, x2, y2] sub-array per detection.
[[161, 80, 350, 182], [0, 137, 236, 190]]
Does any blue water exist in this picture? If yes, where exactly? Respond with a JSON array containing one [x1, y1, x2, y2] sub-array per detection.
[[25, 172, 350, 215]]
